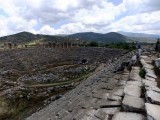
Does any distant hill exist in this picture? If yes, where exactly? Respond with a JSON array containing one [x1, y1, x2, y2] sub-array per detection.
[[118, 31, 159, 43], [0, 32, 80, 45], [67, 32, 128, 43]]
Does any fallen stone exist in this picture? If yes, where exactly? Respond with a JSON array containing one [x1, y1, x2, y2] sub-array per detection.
[[146, 90, 160, 105], [112, 112, 146, 120], [145, 103, 160, 120], [122, 95, 145, 112], [124, 85, 141, 97]]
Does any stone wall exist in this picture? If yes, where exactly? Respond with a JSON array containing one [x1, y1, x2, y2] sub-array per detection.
[[4, 42, 18, 49]]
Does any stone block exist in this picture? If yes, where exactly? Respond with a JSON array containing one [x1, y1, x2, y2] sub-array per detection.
[[145, 103, 160, 120], [112, 112, 146, 120], [124, 85, 141, 97], [146, 90, 160, 105], [122, 95, 145, 112]]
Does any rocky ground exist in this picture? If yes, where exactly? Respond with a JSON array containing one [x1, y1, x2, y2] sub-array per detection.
[[26, 50, 160, 120], [0, 47, 127, 120]]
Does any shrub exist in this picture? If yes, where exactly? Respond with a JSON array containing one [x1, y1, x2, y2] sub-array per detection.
[[88, 41, 99, 47], [139, 68, 146, 78]]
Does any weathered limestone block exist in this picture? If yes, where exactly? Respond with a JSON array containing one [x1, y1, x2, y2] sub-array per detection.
[[145, 86, 160, 93], [124, 85, 141, 97], [130, 76, 142, 81], [144, 64, 154, 69], [145, 77, 156, 82], [122, 95, 145, 112], [145, 103, 160, 120], [155, 58, 160, 68], [110, 87, 124, 97], [142, 79, 157, 87], [117, 80, 127, 86], [145, 69, 157, 79], [99, 107, 120, 115], [146, 90, 160, 105], [127, 81, 142, 87], [112, 112, 146, 120]]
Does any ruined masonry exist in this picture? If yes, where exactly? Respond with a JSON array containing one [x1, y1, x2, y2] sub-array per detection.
[[26, 51, 160, 120]]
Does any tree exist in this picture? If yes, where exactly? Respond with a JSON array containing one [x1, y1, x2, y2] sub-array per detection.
[[88, 41, 98, 47]]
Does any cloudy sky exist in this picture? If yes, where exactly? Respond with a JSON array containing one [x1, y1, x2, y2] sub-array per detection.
[[0, 0, 160, 36]]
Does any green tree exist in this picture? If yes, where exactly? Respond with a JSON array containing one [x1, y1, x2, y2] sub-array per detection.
[[88, 41, 99, 47]]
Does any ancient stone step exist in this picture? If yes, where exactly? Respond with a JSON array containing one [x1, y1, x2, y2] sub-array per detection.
[[145, 86, 160, 93], [145, 76, 156, 82], [146, 90, 160, 105], [142, 79, 157, 87], [112, 112, 146, 120], [122, 95, 145, 112], [127, 81, 142, 87], [145, 103, 160, 120], [98, 107, 120, 115], [124, 85, 141, 97], [145, 69, 157, 79]]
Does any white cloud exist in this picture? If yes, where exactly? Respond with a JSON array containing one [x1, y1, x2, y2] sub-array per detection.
[[0, 0, 160, 36]]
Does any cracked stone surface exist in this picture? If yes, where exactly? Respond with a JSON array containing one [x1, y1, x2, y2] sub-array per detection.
[[122, 95, 145, 112], [145, 103, 160, 120], [112, 112, 146, 120]]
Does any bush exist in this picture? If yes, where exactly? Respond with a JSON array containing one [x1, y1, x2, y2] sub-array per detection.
[[88, 41, 99, 47], [139, 68, 146, 78]]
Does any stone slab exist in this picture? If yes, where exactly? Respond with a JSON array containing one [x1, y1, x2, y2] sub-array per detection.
[[146, 90, 160, 105], [122, 95, 145, 112], [124, 85, 141, 97], [142, 79, 157, 88], [112, 112, 146, 120], [145, 86, 160, 93], [145, 103, 160, 120], [110, 87, 124, 97], [145, 77, 156, 82], [100, 107, 120, 115], [127, 81, 142, 87]]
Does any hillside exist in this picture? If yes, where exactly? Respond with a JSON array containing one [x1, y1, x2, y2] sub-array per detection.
[[67, 32, 128, 43], [0, 32, 79, 45], [119, 31, 158, 43]]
